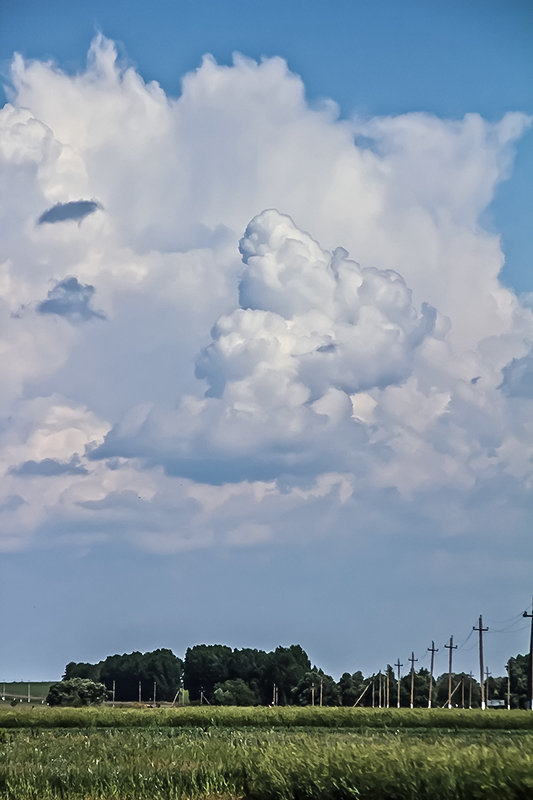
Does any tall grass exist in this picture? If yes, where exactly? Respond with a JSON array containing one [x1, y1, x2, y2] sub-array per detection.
[[0, 726, 532, 799], [1, 704, 533, 730]]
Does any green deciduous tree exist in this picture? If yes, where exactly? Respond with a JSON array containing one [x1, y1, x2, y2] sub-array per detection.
[[338, 670, 367, 706], [213, 678, 259, 705], [47, 678, 108, 706], [183, 644, 233, 701], [292, 669, 339, 706]]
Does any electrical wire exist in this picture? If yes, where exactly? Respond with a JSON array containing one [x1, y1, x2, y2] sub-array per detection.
[[488, 623, 529, 635], [485, 610, 528, 626], [456, 628, 474, 650]]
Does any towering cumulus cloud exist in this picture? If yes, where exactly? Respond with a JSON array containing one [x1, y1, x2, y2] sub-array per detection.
[[0, 35, 531, 555]]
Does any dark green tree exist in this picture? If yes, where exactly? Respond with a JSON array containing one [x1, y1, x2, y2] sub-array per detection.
[[213, 678, 259, 705], [47, 678, 107, 706], [227, 647, 270, 704], [63, 661, 102, 681], [183, 644, 233, 701], [338, 670, 367, 706], [508, 654, 529, 708], [292, 669, 339, 706], [266, 645, 311, 705], [434, 671, 481, 708], [71, 649, 184, 702]]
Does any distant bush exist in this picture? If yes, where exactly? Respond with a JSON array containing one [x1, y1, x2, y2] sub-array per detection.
[[46, 678, 108, 707]]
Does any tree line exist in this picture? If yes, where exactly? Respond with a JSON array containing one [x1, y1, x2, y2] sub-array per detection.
[[57, 645, 532, 709]]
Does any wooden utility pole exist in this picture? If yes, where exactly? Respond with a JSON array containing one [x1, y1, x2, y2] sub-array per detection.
[[378, 670, 382, 708], [395, 660, 402, 708], [473, 615, 488, 709], [444, 636, 457, 709], [409, 652, 418, 709], [138, 680, 142, 704], [319, 678, 323, 707], [386, 669, 390, 708], [506, 663, 511, 710], [469, 672, 473, 709], [523, 598, 533, 710], [352, 682, 370, 707], [153, 681, 157, 705], [311, 681, 315, 707], [427, 641, 438, 708]]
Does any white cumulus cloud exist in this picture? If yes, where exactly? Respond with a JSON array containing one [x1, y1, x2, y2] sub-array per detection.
[[0, 35, 532, 554]]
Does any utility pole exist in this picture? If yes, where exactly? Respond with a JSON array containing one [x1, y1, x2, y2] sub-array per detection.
[[473, 615, 488, 709], [386, 668, 390, 708], [444, 636, 457, 709], [153, 680, 157, 705], [138, 680, 142, 704], [523, 598, 533, 710], [506, 663, 511, 710], [311, 681, 315, 707], [395, 660, 402, 708], [378, 670, 382, 708], [485, 667, 491, 705], [319, 678, 323, 707], [427, 641, 438, 709], [200, 686, 204, 705], [272, 683, 277, 706], [469, 672, 473, 709], [409, 652, 418, 709], [112, 680, 116, 707], [371, 676, 375, 708]]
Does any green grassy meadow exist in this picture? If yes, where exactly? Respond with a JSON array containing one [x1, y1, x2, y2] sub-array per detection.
[[1, 706, 532, 799], [1, 681, 53, 703]]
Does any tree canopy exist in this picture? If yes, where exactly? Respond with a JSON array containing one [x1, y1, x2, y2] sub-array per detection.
[[61, 646, 532, 709], [47, 678, 107, 706]]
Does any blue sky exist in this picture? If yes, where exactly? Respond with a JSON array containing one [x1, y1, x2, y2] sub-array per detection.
[[1, 0, 532, 683]]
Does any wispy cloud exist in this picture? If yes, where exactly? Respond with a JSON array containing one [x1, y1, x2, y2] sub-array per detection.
[[9, 456, 89, 477]]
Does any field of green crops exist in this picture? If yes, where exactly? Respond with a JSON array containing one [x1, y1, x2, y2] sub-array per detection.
[[1, 706, 533, 799]]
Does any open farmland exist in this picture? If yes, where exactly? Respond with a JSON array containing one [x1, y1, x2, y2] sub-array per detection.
[[1, 682, 53, 704], [1, 706, 532, 799]]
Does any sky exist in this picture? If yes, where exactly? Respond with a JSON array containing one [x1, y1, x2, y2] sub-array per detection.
[[1, 0, 532, 685]]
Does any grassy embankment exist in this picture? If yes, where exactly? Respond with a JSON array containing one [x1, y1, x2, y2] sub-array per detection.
[[1, 706, 532, 799]]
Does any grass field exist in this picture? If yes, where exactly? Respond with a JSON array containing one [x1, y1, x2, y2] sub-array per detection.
[[1, 681, 53, 703], [1, 706, 532, 799]]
